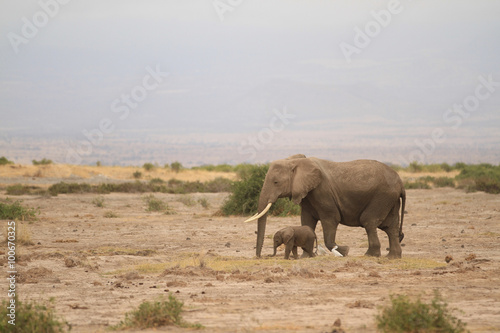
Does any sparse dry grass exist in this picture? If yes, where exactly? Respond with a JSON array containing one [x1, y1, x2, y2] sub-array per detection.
[[3, 221, 34, 245], [0, 164, 236, 182]]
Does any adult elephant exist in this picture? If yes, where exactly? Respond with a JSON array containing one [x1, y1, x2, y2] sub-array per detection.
[[244, 154, 406, 259]]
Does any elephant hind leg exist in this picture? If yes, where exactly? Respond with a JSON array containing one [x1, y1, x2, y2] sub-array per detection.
[[364, 226, 381, 257], [381, 203, 402, 259]]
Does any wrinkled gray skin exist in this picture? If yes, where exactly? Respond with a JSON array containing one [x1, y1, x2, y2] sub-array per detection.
[[254, 154, 405, 259], [272, 226, 317, 259]]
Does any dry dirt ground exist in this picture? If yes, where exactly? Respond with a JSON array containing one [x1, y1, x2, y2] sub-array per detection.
[[1, 180, 500, 332]]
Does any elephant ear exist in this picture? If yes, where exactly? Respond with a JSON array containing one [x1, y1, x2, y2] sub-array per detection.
[[282, 227, 294, 245], [291, 158, 321, 204]]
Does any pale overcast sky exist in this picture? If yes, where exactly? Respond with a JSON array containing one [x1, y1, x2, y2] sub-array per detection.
[[1, 0, 499, 165]]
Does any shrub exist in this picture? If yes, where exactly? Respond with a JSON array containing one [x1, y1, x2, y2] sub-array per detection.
[[149, 178, 165, 185], [404, 180, 431, 190], [133, 171, 142, 179], [0, 297, 70, 332], [6, 184, 33, 195], [45, 179, 234, 196], [440, 162, 454, 172], [270, 198, 301, 216], [455, 164, 500, 194], [198, 197, 210, 209], [0, 199, 39, 221], [220, 164, 300, 216], [170, 162, 183, 173], [434, 177, 456, 188], [143, 195, 173, 214], [408, 161, 424, 173], [192, 164, 235, 172], [376, 292, 468, 333], [92, 196, 105, 208], [221, 164, 268, 216], [0, 156, 14, 165], [32, 158, 53, 165], [48, 182, 92, 196], [96, 161, 101, 167], [204, 177, 232, 193], [112, 294, 200, 330], [143, 163, 155, 171]]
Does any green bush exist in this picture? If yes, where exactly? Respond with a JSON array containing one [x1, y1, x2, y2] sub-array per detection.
[[170, 162, 183, 173], [407, 161, 424, 173], [455, 164, 500, 194], [48, 182, 92, 196], [5, 185, 47, 196], [0, 156, 14, 165], [143, 195, 173, 214], [434, 177, 456, 188], [192, 164, 235, 172], [112, 294, 201, 330], [376, 292, 468, 333], [404, 180, 431, 190], [46, 178, 235, 196], [133, 171, 142, 179], [270, 198, 301, 216], [0, 199, 39, 221], [204, 177, 232, 193], [221, 164, 268, 216], [221, 164, 300, 216], [0, 297, 70, 332], [32, 158, 53, 165], [440, 163, 454, 172], [143, 163, 155, 171]]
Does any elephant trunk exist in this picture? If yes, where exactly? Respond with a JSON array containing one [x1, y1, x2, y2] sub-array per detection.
[[272, 244, 277, 257]]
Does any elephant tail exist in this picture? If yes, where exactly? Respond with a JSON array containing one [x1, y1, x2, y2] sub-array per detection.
[[399, 189, 406, 243], [314, 234, 318, 256]]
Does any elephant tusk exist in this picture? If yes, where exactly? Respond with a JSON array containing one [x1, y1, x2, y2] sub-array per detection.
[[244, 203, 272, 223]]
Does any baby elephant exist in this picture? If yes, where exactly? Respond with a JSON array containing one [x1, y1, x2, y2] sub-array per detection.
[[272, 226, 317, 259]]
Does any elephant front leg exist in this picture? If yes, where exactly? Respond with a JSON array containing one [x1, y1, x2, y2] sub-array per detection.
[[321, 219, 339, 252], [284, 242, 294, 259], [364, 226, 381, 257]]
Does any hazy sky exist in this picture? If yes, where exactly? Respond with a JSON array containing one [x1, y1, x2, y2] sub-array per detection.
[[1, 0, 499, 164]]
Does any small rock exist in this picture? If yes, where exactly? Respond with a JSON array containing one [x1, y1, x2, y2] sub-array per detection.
[[225, 242, 231, 248], [445, 255, 453, 263], [64, 258, 77, 268], [186, 237, 191, 241]]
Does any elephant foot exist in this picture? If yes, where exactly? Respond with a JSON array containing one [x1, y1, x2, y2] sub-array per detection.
[[336, 245, 350, 257], [387, 249, 402, 259], [364, 248, 381, 257]]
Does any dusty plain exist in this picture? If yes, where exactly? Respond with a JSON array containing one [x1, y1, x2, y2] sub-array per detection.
[[1, 165, 499, 332]]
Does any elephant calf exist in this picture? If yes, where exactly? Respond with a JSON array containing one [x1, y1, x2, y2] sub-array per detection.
[[272, 226, 317, 259]]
